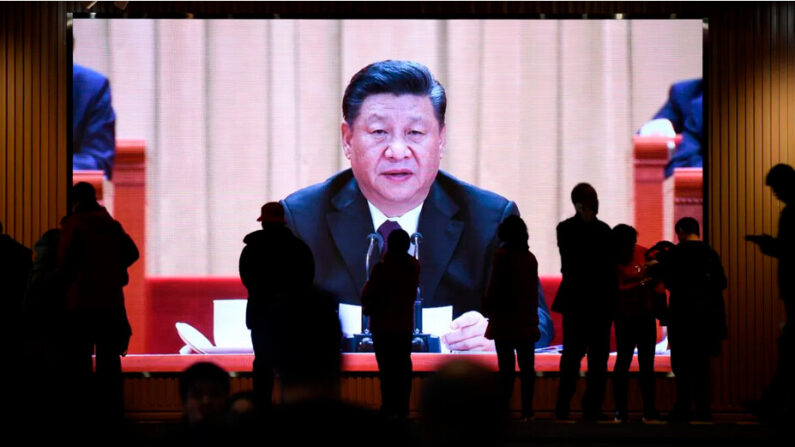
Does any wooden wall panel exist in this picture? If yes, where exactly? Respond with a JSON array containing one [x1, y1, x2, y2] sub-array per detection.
[[2, 1, 794, 414], [0, 2, 68, 248]]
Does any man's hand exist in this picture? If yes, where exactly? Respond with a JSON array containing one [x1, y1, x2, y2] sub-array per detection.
[[441, 311, 495, 352], [746, 233, 776, 255]]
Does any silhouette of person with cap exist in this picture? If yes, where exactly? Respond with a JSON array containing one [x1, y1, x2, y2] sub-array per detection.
[[239, 202, 315, 408]]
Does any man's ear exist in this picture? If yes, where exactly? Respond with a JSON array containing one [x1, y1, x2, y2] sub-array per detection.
[[439, 124, 447, 160], [341, 121, 353, 160]]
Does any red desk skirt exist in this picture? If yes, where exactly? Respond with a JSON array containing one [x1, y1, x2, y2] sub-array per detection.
[[120, 353, 671, 374]]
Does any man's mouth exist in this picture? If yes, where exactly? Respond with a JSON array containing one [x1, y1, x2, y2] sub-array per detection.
[[381, 170, 413, 181]]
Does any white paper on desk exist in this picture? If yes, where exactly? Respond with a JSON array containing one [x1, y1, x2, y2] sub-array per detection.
[[338, 303, 453, 353], [213, 299, 253, 352], [338, 303, 361, 338], [422, 305, 453, 353]]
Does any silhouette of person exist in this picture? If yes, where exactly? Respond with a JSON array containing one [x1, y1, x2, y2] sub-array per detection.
[[0, 220, 33, 346], [552, 183, 616, 420], [610, 224, 659, 422], [268, 286, 395, 446], [482, 215, 539, 421], [239, 202, 315, 408], [662, 217, 727, 422], [179, 361, 231, 445], [57, 182, 139, 427], [0, 220, 33, 429], [21, 229, 66, 418], [361, 228, 420, 419], [420, 360, 503, 447], [747, 163, 795, 421]]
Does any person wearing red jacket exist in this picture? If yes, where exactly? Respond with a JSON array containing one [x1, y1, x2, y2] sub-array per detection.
[[611, 224, 661, 422]]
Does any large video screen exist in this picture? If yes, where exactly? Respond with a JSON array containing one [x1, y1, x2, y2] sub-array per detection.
[[71, 18, 703, 355]]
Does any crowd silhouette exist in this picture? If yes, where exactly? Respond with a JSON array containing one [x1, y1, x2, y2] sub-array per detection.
[[3, 166, 793, 443]]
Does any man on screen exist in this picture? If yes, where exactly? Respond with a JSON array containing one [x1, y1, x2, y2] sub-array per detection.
[[282, 60, 552, 351]]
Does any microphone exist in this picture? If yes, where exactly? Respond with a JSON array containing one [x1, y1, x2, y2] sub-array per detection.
[[410, 232, 422, 260], [410, 232, 424, 337], [365, 232, 384, 280], [358, 232, 384, 350]]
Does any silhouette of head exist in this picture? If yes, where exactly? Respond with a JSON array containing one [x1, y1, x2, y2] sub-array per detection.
[[180, 362, 230, 426], [420, 360, 503, 447], [766, 163, 795, 204], [71, 182, 97, 208], [571, 183, 599, 220], [387, 228, 410, 255], [612, 224, 638, 264], [498, 214, 529, 249], [674, 217, 700, 242], [257, 202, 285, 227]]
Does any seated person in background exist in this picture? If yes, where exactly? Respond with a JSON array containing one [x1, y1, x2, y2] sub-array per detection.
[[638, 78, 702, 178], [281, 59, 552, 351], [73, 64, 116, 179]]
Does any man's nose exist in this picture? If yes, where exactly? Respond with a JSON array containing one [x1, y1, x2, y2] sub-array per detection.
[[384, 137, 411, 159]]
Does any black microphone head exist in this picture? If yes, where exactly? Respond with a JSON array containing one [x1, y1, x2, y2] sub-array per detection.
[[410, 232, 423, 243]]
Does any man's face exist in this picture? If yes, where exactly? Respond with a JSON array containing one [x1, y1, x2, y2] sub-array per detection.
[[342, 93, 446, 217]]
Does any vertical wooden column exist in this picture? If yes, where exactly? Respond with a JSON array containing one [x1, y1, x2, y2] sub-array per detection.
[[113, 139, 147, 353], [672, 167, 704, 235], [633, 135, 678, 248]]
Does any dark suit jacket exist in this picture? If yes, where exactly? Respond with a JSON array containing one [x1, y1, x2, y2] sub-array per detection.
[[551, 214, 617, 318], [653, 78, 703, 177], [73, 64, 116, 179], [282, 169, 518, 319]]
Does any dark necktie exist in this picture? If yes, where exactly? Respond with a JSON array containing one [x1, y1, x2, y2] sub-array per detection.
[[377, 220, 402, 254]]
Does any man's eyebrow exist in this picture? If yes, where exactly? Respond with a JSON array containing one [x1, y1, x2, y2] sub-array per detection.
[[406, 115, 427, 124], [364, 113, 387, 123]]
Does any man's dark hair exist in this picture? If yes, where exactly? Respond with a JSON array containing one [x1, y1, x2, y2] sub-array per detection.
[[498, 215, 529, 249], [71, 182, 97, 205], [342, 60, 447, 127], [387, 228, 411, 255], [675, 217, 700, 237], [571, 183, 598, 205], [180, 362, 230, 403]]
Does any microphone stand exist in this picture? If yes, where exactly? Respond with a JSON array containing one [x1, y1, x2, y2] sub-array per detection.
[[410, 232, 441, 353], [350, 233, 382, 352]]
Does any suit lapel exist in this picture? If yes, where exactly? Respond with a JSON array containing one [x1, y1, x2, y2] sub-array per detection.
[[326, 177, 373, 298], [418, 180, 464, 308]]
